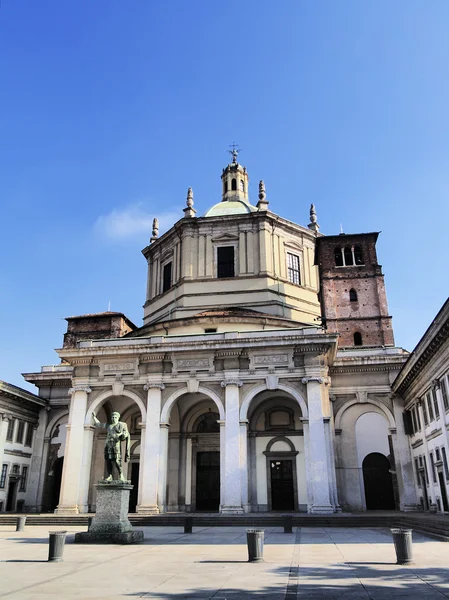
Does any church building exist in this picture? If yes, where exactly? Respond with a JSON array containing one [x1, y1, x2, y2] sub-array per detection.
[[21, 152, 417, 515]]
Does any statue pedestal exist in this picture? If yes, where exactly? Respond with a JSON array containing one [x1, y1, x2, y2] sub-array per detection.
[[75, 481, 144, 544]]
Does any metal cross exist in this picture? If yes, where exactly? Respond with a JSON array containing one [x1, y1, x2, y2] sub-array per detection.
[[228, 142, 241, 163]]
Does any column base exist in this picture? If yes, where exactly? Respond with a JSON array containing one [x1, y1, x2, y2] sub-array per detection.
[[309, 504, 335, 514], [136, 504, 160, 515], [221, 505, 244, 515], [55, 505, 80, 515]]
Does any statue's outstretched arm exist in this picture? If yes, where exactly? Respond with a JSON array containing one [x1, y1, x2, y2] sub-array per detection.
[[91, 411, 105, 428]]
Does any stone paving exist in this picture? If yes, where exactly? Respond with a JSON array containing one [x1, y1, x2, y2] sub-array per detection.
[[0, 525, 448, 599]]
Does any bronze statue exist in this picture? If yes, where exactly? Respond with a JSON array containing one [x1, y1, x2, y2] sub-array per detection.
[[92, 411, 130, 481]]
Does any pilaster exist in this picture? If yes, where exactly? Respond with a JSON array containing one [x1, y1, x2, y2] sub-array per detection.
[[24, 407, 48, 512]]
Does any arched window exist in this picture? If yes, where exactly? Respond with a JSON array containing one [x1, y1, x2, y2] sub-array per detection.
[[224, 181, 228, 193], [231, 178, 237, 191], [354, 332, 363, 346], [196, 412, 220, 433], [349, 288, 358, 302], [344, 246, 354, 266], [354, 246, 364, 265], [240, 180, 244, 192], [335, 247, 343, 267]]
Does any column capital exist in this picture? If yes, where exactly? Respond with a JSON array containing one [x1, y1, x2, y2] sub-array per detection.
[[68, 386, 91, 396], [221, 379, 243, 388], [301, 376, 328, 385], [144, 382, 165, 391], [432, 379, 441, 390], [0, 413, 12, 422]]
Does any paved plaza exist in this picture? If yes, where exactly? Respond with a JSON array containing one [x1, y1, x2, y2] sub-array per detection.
[[0, 525, 448, 599]]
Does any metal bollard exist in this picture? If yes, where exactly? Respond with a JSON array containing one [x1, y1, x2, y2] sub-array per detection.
[[16, 516, 27, 532], [184, 516, 193, 534], [246, 529, 264, 562], [283, 515, 293, 534], [391, 528, 413, 564], [48, 531, 68, 562]]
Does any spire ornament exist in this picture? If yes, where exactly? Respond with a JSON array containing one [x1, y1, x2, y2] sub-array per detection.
[[257, 180, 269, 211], [150, 217, 159, 243], [183, 187, 196, 218], [308, 204, 320, 233]]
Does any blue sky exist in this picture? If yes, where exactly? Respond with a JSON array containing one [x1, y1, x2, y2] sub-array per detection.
[[1, 1, 448, 390]]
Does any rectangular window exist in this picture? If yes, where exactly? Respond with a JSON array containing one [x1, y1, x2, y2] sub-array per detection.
[[414, 406, 421, 430], [24, 424, 33, 447], [6, 419, 15, 442], [15, 421, 25, 444], [410, 409, 417, 434], [427, 393, 434, 422], [287, 252, 301, 285], [414, 458, 420, 487], [422, 400, 429, 426], [217, 246, 235, 278], [441, 376, 449, 411], [0, 465, 7, 488], [433, 388, 440, 419], [442, 447, 449, 480], [430, 452, 437, 483], [162, 262, 172, 293], [423, 456, 429, 484], [19, 466, 28, 492]]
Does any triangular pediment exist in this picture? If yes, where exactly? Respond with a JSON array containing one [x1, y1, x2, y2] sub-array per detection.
[[211, 233, 240, 243], [284, 240, 303, 252]]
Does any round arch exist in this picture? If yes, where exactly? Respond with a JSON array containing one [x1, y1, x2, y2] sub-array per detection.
[[45, 409, 69, 438], [334, 398, 395, 430], [160, 386, 225, 423], [85, 389, 147, 426], [240, 382, 308, 421]]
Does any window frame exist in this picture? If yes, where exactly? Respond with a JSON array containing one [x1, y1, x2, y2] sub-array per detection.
[[19, 466, 28, 492], [15, 420, 25, 445], [6, 419, 15, 442], [0, 464, 7, 488], [216, 244, 236, 279], [286, 252, 301, 286], [24, 423, 33, 447], [161, 260, 173, 294]]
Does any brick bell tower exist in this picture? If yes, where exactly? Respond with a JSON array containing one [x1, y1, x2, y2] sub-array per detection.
[[315, 232, 394, 348]]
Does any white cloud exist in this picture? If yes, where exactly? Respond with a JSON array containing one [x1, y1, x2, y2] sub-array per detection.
[[94, 203, 180, 242]]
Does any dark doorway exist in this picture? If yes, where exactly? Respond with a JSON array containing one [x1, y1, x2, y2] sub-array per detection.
[[362, 453, 395, 510], [196, 451, 220, 511], [420, 471, 429, 510], [438, 471, 449, 512], [50, 457, 64, 512], [270, 460, 295, 511], [6, 480, 17, 512], [129, 463, 139, 513]]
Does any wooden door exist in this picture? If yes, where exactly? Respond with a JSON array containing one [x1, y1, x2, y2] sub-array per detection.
[[196, 451, 220, 512], [270, 460, 294, 511]]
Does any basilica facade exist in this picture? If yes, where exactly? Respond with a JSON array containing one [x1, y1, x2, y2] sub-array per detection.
[[21, 155, 418, 515]]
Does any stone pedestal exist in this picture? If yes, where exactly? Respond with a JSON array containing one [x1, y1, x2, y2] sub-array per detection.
[[75, 481, 143, 544]]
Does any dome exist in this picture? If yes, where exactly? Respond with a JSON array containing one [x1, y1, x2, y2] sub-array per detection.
[[204, 199, 258, 217]]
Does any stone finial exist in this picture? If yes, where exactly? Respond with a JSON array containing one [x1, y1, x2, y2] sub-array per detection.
[[150, 217, 159, 243], [184, 187, 196, 218], [308, 204, 320, 233], [257, 180, 269, 211]]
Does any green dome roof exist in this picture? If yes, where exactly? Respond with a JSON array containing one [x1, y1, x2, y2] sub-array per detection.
[[204, 200, 258, 217]]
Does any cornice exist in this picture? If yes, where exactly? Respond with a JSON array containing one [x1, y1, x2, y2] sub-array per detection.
[[394, 317, 449, 396]]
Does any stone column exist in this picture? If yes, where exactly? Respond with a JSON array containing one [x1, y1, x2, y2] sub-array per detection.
[[220, 379, 244, 514], [239, 420, 249, 512], [433, 380, 449, 458], [0, 414, 11, 472], [78, 424, 95, 513], [324, 417, 340, 511], [391, 398, 418, 511], [185, 437, 193, 510], [157, 423, 170, 512], [137, 382, 164, 514], [417, 401, 436, 507], [24, 408, 48, 512], [302, 377, 333, 514], [56, 386, 91, 514]]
